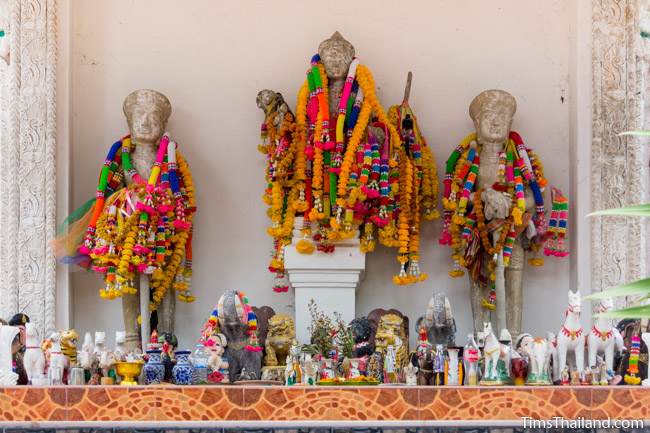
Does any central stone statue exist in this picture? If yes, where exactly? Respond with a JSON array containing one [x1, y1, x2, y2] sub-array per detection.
[[256, 31, 440, 293]]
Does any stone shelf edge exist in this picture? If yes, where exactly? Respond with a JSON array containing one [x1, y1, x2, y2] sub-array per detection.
[[0, 386, 647, 423]]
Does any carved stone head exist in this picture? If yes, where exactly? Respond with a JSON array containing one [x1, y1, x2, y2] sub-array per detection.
[[123, 89, 171, 145], [469, 89, 516, 144], [318, 31, 355, 80]]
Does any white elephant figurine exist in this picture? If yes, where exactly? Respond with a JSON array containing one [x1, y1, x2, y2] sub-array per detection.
[[525, 337, 552, 385]]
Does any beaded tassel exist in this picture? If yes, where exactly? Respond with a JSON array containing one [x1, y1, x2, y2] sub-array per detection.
[[625, 335, 642, 385], [544, 187, 570, 257]]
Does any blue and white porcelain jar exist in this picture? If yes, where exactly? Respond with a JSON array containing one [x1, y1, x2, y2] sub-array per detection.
[[172, 350, 194, 385], [143, 349, 165, 385]]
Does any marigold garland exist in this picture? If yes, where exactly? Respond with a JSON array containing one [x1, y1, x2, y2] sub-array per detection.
[[258, 52, 440, 288], [440, 130, 569, 306], [63, 134, 196, 308]]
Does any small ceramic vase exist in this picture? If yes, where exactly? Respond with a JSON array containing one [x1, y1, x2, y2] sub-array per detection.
[[172, 350, 194, 385], [144, 350, 165, 385]]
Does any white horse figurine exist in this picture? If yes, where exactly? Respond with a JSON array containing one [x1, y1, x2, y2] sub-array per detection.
[[23, 323, 45, 383], [556, 290, 585, 375], [525, 337, 552, 384], [588, 298, 616, 372], [480, 322, 508, 382], [47, 332, 69, 383]]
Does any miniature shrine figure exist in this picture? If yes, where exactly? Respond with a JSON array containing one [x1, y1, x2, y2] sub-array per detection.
[[206, 333, 229, 384], [555, 290, 586, 375], [404, 362, 418, 386], [350, 317, 374, 358], [441, 90, 569, 337], [590, 365, 600, 385], [587, 298, 616, 373], [264, 314, 295, 367], [560, 366, 570, 385], [524, 337, 552, 385], [113, 331, 127, 362], [8, 314, 29, 385], [599, 361, 610, 385], [511, 356, 528, 386], [200, 290, 262, 382], [463, 333, 481, 386], [418, 294, 457, 346], [432, 344, 446, 385], [285, 343, 302, 385], [581, 368, 592, 385], [23, 323, 45, 384], [372, 311, 409, 371], [570, 369, 582, 385], [159, 332, 178, 382], [347, 358, 361, 380], [480, 322, 511, 385], [366, 352, 383, 383], [301, 353, 318, 385], [446, 347, 463, 385], [412, 326, 435, 385], [383, 345, 398, 384]]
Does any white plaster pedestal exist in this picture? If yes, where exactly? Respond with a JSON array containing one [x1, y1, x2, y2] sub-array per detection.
[[284, 218, 366, 344]]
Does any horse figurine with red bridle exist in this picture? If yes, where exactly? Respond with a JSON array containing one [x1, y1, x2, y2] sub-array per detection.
[[587, 297, 616, 372], [555, 290, 585, 375]]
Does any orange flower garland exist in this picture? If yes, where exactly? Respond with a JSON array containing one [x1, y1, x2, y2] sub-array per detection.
[[257, 51, 440, 288]]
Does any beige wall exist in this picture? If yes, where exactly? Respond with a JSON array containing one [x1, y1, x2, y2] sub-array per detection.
[[68, 0, 581, 348]]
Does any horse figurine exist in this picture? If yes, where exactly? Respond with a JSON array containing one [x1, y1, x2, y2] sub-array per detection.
[[525, 337, 552, 385], [47, 332, 69, 384], [23, 323, 45, 383], [588, 298, 616, 372], [555, 290, 585, 375], [479, 322, 509, 384]]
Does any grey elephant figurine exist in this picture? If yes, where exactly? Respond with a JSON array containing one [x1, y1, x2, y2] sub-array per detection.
[[416, 293, 457, 347], [217, 290, 263, 382]]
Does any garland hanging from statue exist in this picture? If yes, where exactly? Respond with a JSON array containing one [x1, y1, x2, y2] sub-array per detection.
[[56, 134, 196, 307], [258, 53, 439, 290]]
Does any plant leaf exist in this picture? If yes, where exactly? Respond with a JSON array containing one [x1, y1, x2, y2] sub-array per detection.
[[583, 278, 650, 300], [618, 130, 650, 136], [587, 203, 650, 217], [596, 304, 650, 319]]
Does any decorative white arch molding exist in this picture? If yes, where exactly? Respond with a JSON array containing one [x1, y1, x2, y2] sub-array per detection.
[[592, 0, 649, 298], [0, 0, 57, 336]]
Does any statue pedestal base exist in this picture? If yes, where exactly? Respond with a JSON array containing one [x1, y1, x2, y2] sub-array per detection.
[[284, 219, 366, 344]]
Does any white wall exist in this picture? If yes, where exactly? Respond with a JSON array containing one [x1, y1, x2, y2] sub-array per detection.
[[66, 0, 585, 348]]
